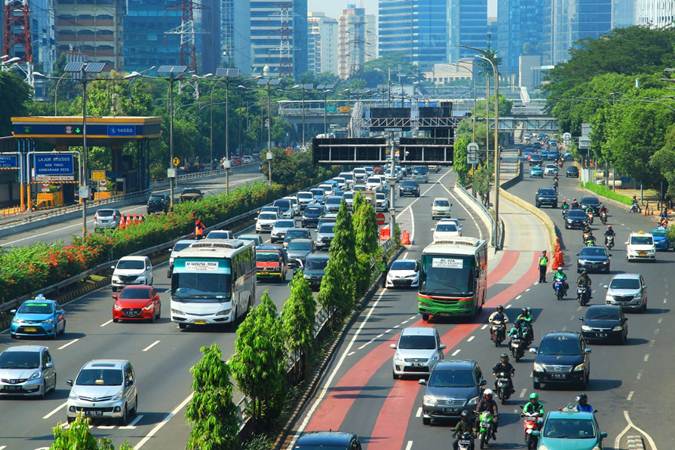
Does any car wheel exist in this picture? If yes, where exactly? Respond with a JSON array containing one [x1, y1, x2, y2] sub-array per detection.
[[113, 318, 119, 323], [131, 395, 138, 415], [422, 313, 430, 322], [178, 323, 187, 329], [392, 370, 399, 380], [533, 381, 540, 390], [150, 310, 156, 323], [422, 417, 431, 425], [119, 404, 128, 426], [67, 416, 74, 424], [39, 381, 46, 400]]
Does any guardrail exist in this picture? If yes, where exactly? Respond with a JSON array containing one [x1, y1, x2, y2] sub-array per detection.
[[453, 182, 497, 248]]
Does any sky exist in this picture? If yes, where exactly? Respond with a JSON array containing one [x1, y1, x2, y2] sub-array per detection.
[[308, 0, 497, 20]]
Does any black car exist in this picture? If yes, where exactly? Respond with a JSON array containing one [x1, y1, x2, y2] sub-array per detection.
[[303, 252, 330, 291], [286, 238, 314, 269], [420, 360, 486, 424], [576, 246, 610, 273], [295, 432, 362, 450], [564, 209, 588, 229], [580, 305, 627, 344], [179, 188, 203, 202], [531, 331, 591, 389], [535, 188, 558, 208], [147, 192, 170, 214], [301, 204, 324, 228], [580, 196, 601, 215], [565, 166, 579, 178], [400, 180, 420, 197]]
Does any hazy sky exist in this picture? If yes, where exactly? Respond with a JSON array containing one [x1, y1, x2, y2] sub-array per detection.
[[308, 0, 497, 20]]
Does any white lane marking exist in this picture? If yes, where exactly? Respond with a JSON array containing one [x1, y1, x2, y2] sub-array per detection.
[[505, 304, 511, 309], [0, 445, 7, 450], [664, 298, 667, 304], [650, 339, 656, 347], [57, 338, 80, 350], [405, 441, 413, 450], [526, 288, 531, 292], [134, 393, 194, 449], [467, 336, 475, 342], [658, 318, 663, 324], [515, 295, 522, 300], [142, 340, 161, 352], [451, 349, 461, 356], [98, 425, 116, 429], [627, 391, 634, 401], [385, 329, 392, 333], [401, 318, 411, 324], [481, 324, 488, 330], [654, 328, 660, 335], [442, 183, 483, 240], [576, 306, 582, 311], [376, 333, 384, 339], [42, 401, 67, 419], [119, 414, 144, 430], [393, 324, 400, 329], [519, 388, 527, 398], [416, 407, 422, 418], [613, 410, 659, 450], [644, 354, 650, 362], [291, 287, 392, 446], [100, 319, 113, 327], [636, 371, 642, 380], [347, 351, 355, 357], [409, 315, 417, 320]]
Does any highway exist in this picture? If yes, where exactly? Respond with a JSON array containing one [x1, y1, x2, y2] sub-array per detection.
[[289, 165, 673, 449], [0, 166, 263, 248], [0, 169, 461, 450]]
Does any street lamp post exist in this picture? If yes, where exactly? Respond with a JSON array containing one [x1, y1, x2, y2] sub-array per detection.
[[215, 68, 240, 194], [293, 83, 313, 149], [317, 83, 335, 136], [257, 77, 280, 184]]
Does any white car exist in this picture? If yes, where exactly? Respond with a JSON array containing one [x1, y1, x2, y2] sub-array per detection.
[[242, 155, 253, 164], [333, 177, 346, 189], [375, 192, 389, 212], [390, 327, 445, 379], [431, 198, 452, 219], [338, 171, 354, 188], [386, 259, 420, 288], [626, 231, 656, 261], [111, 256, 153, 292], [297, 191, 314, 209], [168, 240, 195, 276], [432, 221, 461, 241], [270, 219, 296, 243], [255, 211, 278, 233], [544, 164, 558, 176], [283, 196, 300, 216], [206, 229, 232, 240], [366, 176, 384, 192], [319, 183, 334, 197]]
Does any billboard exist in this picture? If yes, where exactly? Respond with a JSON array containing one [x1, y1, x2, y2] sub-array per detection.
[[33, 153, 76, 182]]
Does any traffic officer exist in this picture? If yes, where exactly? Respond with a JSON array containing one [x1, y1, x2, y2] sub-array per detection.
[[538, 250, 548, 283]]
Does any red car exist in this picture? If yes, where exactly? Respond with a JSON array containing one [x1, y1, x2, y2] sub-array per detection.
[[112, 285, 161, 322]]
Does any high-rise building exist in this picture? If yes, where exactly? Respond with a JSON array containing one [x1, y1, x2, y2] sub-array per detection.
[[365, 13, 377, 61], [612, 0, 636, 28], [448, 0, 489, 62], [308, 11, 338, 75], [123, 0, 181, 71], [636, 0, 674, 28], [250, 0, 308, 79], [378, 0, 449, 69], [497, 0, 545, 78], [219, 0, 251, 73], [54, 0, 125, 70], [338, 4, 366, 79], [2, 0, 56, 75]]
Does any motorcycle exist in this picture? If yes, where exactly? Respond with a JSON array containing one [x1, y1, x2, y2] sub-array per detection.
[[510, 336, 525, 362], [456, 431, 475, 450], [586, 211, 594, 224], [577, 285, 591, 306], [521, 412, 543, 450], [478, 411, 495, 449], [630, 202, 641, 214], [600, 210, 608, 224], [495, 372, 512, 404], [605, 234, 615, 250], [490, 321, 507, 347], [561, 207, 569, 218], [553, 279, 566, 300]]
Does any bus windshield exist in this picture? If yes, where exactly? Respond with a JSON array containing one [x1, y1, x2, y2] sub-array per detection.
[[172, 273, 231, 302], [420, 254, 475, 296]]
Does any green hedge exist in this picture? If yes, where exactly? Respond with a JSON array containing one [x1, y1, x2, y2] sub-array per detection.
[[0, 182, 286, 304], [580, 182, 633, 206]]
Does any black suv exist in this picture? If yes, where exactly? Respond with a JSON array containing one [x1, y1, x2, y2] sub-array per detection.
[[565, 166, 579, 178], [531, 331, 591, 389], [303, 252, 330, 291], [399, 180, 420, 197], [147, 192, 170, 213], [564, 209, 588, 229], [535, 188, 558, 208], [301, 204, 323, 228], [420, 360, 486, 424], [580, 196, 601, 215]]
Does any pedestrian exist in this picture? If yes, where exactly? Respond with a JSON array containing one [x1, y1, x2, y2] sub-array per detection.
[[194, 217, 206, 239], [381, 253, 388, 288], [538, 250, 548, 283]]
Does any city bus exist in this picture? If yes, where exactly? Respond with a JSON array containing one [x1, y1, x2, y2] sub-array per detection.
[[417, 237, 488, 321], [170, 239, 256, 329]]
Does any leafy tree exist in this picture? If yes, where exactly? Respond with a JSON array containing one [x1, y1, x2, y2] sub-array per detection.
[[454, 134, 470, 185], [352, 193, 381, 295], [650, 124, 675, 198], [186, 344, 240, 450], [281, 270, 316, 376], [50, 414, 132, 449], [230, 292, 286, 426], [0, 72, 30, 136]]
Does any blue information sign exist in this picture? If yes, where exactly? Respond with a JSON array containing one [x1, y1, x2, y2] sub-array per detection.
[[0, 154, 19, 169], [107, 125, 138, 136], [34, 153, 75, 180]]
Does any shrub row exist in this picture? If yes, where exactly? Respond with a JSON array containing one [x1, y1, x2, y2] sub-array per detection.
[[580, 181, 633, 206]]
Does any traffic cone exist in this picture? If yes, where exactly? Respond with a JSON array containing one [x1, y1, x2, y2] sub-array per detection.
[[379, 226, 390, 240], [119, 215, 127, 230], [401, 230, 411, 246]]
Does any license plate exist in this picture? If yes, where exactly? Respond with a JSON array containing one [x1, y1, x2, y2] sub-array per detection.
[[443, 408, 454, 414], [86, 410, 103, 417], [23, 327, 38, 333], [596, 332, 607, 337], [638, 251, 646, 256], [4, 385, 21, 392], [551, 373, 566, 379], [193, 320, 206, 325]]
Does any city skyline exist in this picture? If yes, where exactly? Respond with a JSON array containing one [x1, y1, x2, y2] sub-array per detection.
[[309, 0, 497, 19]]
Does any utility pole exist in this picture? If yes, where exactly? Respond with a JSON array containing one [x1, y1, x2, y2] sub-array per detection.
[[258, 77, 280, 184]]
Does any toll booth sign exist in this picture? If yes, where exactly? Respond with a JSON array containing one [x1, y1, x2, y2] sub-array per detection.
[[34, 153, 76, 182]]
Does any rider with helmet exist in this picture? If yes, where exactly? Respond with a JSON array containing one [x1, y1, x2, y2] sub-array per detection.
[[574, 393, 594, 413], [488, 305, 509, 342], [577, 270, 592, 288], [523, 392, 545, 416], [553, 267, 568, 296], [475, 389, 499, 438], [452, 410, 474, 450], [492, 353, 516, 394], [571, 198, 580, 209], [516, 308, 534, 341]]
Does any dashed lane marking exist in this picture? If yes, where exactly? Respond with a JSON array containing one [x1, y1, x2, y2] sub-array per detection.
[[409, 315, 417, 320], [526, 288, 531, 292], [515, 295, 522, 300], [347, 352, 355, 357], [519, 388, 527, 398], [385, 329, 392, 333], [405, 441, 413, 450], [142, 340, 160, 352], [57, 338, 79, 350], [451, 349, 461, 356], [416, 407, 422, 418], [627, 391, 634, 401], [658, 318, 663, 324], [654, 328, 660, 335], [134, 393, 194, 449], [636, 371, 642, 380], [505, 304, 511, 309], [481, 324, 488, 330], [376, 333, 384, 339], [100, 319, 113, 327], [119, 414, 144, 430], [42, 402, 67, 419], [97, 425, 116, 429], [644, 354, 650, 362], [467, 336, 475, 342]]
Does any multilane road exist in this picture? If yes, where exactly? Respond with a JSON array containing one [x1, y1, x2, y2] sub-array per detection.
[[0, 169, 462, 450]]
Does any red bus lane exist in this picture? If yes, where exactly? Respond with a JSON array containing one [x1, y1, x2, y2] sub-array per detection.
[[304, 251, 537, 434]]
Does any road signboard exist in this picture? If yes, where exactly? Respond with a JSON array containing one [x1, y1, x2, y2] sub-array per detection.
[[562, 132, 572, 143], [107, 125, 138, 136], [172, 157, 181, 167], [0, 154, 19, 170], [33, 153, 75, 182], [467, 142, 479, 165]]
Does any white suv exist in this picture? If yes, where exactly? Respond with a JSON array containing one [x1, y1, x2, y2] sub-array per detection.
[[390, 327, 445, 379], [111, 256, 153, 292], [626, 231, 656, 261], [431, 198, 452, 219]]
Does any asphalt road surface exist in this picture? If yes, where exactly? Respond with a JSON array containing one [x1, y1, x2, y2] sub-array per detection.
[[0, 168, 459, 450], [0, 166, 263, 248]]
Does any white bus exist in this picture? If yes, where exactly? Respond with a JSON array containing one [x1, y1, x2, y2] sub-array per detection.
[[170, 239, 256, 329]]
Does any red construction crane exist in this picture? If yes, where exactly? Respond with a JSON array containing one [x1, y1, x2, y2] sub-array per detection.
[[2, 0, 33, 64]]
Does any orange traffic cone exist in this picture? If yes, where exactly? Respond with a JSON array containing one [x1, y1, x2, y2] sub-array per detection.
[[379, 226, 390, 240], [119, 215, 127, 230]]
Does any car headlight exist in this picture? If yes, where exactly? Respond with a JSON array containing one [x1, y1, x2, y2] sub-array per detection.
[[171, 308, 183, 315], [215, 309, 231, 316], [29, 370, 41, 380], [578, 259, 588, 264], [112, 276, 120, 282], [69, 391, 78, 400], [393, 353, 404, 364], [114, 303, 123, 311], [581, 325, 592, 332], [423, 395, 438, 406], [612, 325, 624, 332], [406, 273, 417, 279], [573, 363, 585, 372], [605, 295, 614, 302], [44, 318, 54, 324], [429, 354, 439, 362], [634, 294, 642, 300], [467, 396, 479, 406], [136, 276, 146, 282], [13, 318, 24, 324], [533, 362, 545, 372], [112, 392, 123, 401]]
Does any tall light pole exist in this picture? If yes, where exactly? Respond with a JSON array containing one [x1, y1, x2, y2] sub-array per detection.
[[317, 83, 336, 136], [215, 67, 240, 193], [293, 83, 313, 149], [257, 77, 280, 184], [63, 61, 105, 237]]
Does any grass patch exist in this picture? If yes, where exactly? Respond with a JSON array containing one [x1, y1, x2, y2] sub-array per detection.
[[580, 182, 633, 206]]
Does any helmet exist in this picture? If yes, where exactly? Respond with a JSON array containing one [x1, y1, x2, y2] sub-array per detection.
[[577, 393, 588, 403], [608, 225, 613, 229], [582, 270, 588, 275], [497, 305, 504, 312], [460, 409, 470, 419], [483, 389, 494, 397], [529, 392, 539, 401], [500, 353, 509, 362]]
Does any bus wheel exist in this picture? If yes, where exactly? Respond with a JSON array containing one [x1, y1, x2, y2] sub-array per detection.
[[422, 313, 430, 322]]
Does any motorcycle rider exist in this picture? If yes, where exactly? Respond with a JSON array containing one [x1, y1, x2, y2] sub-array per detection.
[[561, 198, 569, 212], [516, 307, 534, 342], [585, 233, 596, 246], [452, 410, 474, 450], [488, 305, 509, 341], [523, 392, 545, 416], [585, 204, 595, 222], [553, 267, 568, 296], [492, 353, 516, 395], [475, 389, 499, 439], [571, 198, 580, 209], [574, 393, 594, 413], [599, 204, 608, 222], [577, 270, 592, 302], [631, 195, 640, 213], [553, 179, 559, 191], [604, 225, 615, 246]]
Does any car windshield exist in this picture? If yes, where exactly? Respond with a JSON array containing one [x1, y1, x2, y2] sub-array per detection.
[[183, 189, 200, 195], [76, 369, 123, 386], [257, 251, 281, 262], [207, 231, 230, 238], [298, 193, 313, 200], [275, 220, 295, 229], [421, 254, 475, 296], [586, 307, 620, 320], [376, 193, 386, 200], [0, 351, 40, 369], [286, 230, 308, 239], [173, 242, 192, 253], [311, 189, 324, 197], [398, 335, 436, 350], [434, 200, 450, 207], [610, 278, 640, 289], [305, 257, 329, 270], [391, 261, 416, 271], [344, 193, 354, 200], [97, 209, 115, 217], [539, 336, 581, 356], [116, 260, 145, 270], [652, 229, 666, 236], [119, 288, 152, 299], [288, 241, 312, 251], [631, 236, 653, 245], [567, 210, 586, 218], [436, 224, 457, 232], [318, 224, 335, 233], [149, 194, 165, 201], [402, 181, 417, 187], [259, 213, 277, 220], [429, 368, 475, 387], [305, 207, 322, 215], [18, 302, 53, 314], [326, 197, 341, 205], [274, 200, 290, 210], [581, 197, 600, 205], [579, 248, 606, 257], [543, 418, 596, 439], [367, 177, 380, 183], [539, 189, 556, 196], [413, 166, 428, 174]]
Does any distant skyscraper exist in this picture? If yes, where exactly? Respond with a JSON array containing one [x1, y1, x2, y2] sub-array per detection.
[[636, 0, 674, 28], [497, 0, 544, 77], [2, 0, 56, 75], [378, 0, 449, 69], [448, 0, 489, 62], [338, 4, 367, 79], [365, 13, 377, 61], [219, 0, 251, 73], [123, 0, 181, 71], [308, 12, 338, 75], [576, 0, 612, 40], [250, 0, 307, 79], [612, 0, 636, 28]]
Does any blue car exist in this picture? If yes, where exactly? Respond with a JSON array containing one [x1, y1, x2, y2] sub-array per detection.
[[10, 296, 66, 339], [651, 227, 670, 251], [530, 165, 544, 178]]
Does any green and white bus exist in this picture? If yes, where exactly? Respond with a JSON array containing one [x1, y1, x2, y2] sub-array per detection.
[[417, 237, 488, 321]]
